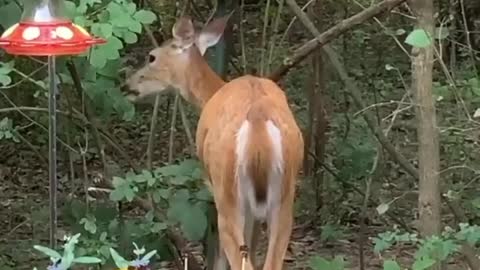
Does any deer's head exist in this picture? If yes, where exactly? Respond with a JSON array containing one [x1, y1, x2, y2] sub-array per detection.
[[123, 15, 230, 103]]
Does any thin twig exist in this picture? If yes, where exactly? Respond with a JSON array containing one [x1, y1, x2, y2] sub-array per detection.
[[239, 0, 248, 74], [266, 0, 285, 74], [168, 94, 180, 163], [0, 93, 78, 154], [178, 99, 195, 155], [142, 24, 162, 170], [259, 0, 272, 75], [14, 130, 48, 165]]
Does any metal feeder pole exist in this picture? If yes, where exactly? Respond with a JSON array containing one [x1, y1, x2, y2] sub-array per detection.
[[48, 55, 58, 249]]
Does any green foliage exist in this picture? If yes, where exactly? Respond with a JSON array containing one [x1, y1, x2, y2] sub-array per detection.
[[80, 214, 97, 234], [0, 0, 21, 29], [109, 174, 139, 202], [110, 243, 157, 269], [33, 233, 158, 270], [0, 117, 19, 142], [320, 224, 344, 242], [383, 260, 401, 270], [64, 0, 157, 69], [0, 61, 13, 86], [405, 29, 432, 48], [108, 159, 210, 241], [333, 117, 376, 181], [0, 0, 157, 122], [60, 158, 211, 264], [373, 227, 418, 254], [372, 224, 480, 269], [309, 255, 346, 270], [455, 223, 480, 246], [33, 233, 101, 270]]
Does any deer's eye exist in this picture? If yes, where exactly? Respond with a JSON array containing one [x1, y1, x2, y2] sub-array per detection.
[[148, 54, 156, 63]]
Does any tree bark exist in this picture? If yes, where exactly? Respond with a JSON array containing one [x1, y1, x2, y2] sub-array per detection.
[[410, 0, 442, 269]]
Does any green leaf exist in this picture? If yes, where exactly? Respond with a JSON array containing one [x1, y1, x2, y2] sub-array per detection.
[[196, 188, 213, 201], [80, 217, 97, 234], [468, 78, 480, 96], [168, 195, 207, 241], [33, 245, 62, 259], [90, 35, 123, 68], [153, 189, 170, 202], [59, 251, 75, 270], [92, 23, 113, 38], [125, 2, 137, 15], [64, 1, 77, 19], [0, 2, 22, 29], [383, 260, 401, 270], [309, 256, 345, 270], [90, 47, 107, 69], [133, 243, 146, 256], [376, 203, 390, 215], [0, 64, 13, 74], [4, 130, 12, 139], [109, 248, 129, 269], [101, 23, 113, 38], [171, 176, 191, 185], [412, 257, 435, 270], [72, 257, 102, 264], [471, 198, 480, 209], [320, 224, 343, 242], [151, 222, 168, 233], [128, 21, 143, 33], [309, 256, 331, 270], [405, 29, 432, 48], [141, 250, 158, 262], [133, 10, 157, 24], [112, 176, 125, 187], [0, 74, 12, 86], [123, 31, 138, 44], [434, 27, 449, 40]]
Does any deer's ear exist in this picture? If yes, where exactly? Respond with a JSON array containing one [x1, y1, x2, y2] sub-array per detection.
[[196, 13, 231, 55], [172, 16, 195, 48]]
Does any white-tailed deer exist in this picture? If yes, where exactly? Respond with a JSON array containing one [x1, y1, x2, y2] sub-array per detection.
[[124, 15, 304, 270]]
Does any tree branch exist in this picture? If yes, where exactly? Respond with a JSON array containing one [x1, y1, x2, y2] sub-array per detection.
[[268, 0, 406, 81]]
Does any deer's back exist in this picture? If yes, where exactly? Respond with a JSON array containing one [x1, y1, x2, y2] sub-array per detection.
[[195, 75, 304, 197]]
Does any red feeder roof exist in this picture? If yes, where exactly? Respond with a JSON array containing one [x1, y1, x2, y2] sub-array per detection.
[[0, 20, 105, 56]]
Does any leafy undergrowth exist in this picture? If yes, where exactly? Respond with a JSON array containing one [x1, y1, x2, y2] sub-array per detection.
[[0, 114, 472, 270]]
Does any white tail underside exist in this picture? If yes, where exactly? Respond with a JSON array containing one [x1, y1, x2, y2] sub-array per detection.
[[235, 120, 284, 221]]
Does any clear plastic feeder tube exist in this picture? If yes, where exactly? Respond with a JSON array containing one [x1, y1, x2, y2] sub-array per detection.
[[21, 0, 67, 23]]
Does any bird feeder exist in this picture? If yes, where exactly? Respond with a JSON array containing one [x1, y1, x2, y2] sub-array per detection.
[[0, 0, 106, 249], [0, 0, 105, 55]]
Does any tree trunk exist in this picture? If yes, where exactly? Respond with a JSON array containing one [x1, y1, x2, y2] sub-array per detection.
[[410, 0, 443, 269]]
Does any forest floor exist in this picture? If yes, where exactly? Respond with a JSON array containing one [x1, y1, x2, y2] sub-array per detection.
[[0, 108, 469, 270]]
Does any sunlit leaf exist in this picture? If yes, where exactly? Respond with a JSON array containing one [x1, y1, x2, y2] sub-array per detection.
[[72, 257, 102, 264], [33, 245, 62, 259], [405, 29, 432, 48]]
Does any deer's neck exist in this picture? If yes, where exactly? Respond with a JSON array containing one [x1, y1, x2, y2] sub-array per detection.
[[181, 51, 226, 109]]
